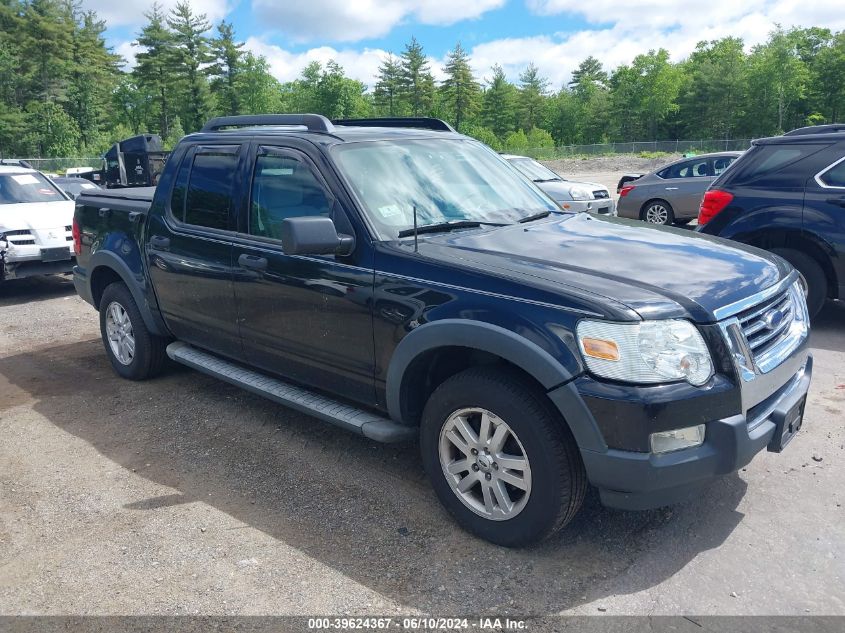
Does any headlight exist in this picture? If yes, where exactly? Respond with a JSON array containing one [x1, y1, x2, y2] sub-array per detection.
[[576, 319, 713, 386], [568, 186, 593, 201]]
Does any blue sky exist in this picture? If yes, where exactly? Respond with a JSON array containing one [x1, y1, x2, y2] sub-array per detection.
[[83, 0, 845, 89]]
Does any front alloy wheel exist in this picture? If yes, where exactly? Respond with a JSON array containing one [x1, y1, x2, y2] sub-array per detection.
[[439, 407, 532, 521]]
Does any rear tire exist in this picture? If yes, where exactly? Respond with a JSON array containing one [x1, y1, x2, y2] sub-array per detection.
[[420, 366, 586, 547], [771, 248, 827, 318], [99, 282, 168, 380], [641, 199, 675, 225]]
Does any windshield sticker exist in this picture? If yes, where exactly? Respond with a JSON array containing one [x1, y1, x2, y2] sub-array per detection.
[[378, 204, 403, 218], [80, 183, 96, 189], [11, 174, 39, 185], [38, 188, 57, 195]]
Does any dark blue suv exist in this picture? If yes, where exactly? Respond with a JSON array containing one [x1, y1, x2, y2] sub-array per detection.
[[698, 124, 845, 317]]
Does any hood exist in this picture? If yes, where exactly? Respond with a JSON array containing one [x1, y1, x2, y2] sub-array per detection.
[[535, 179, 607, 201], [0, 200, 75, 232], [414, 214, 789, 322]]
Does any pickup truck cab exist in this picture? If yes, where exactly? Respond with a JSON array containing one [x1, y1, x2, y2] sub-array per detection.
[[73, 115, 812, 546]]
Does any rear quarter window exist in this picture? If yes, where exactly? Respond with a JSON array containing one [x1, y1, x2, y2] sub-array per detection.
[[722, 143, 828, 187], [818, 158, 845, 188]]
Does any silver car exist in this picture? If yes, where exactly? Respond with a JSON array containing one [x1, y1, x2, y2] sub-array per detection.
[[503, 155, 616, 216], [617, 151, 743, 224]]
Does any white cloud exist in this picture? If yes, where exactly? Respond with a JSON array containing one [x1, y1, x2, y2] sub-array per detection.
[[81, 0, 231, 28], [244, 37, 445, 88], [114, 41, 139, 70], [251, 0, 504, 43], [471, 0, 845, 88]]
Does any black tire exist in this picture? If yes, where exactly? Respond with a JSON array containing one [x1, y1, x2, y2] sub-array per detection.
[[99, 282, 168, 380], [641, 199, 675, 225], [771, 248, 827, 318], [420, 366, 586, 547]]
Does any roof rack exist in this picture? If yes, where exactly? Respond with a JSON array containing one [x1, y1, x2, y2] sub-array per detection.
[[332, 117, 456, 132], [783, 124, 845, 136], [201, 114, 335, 133]]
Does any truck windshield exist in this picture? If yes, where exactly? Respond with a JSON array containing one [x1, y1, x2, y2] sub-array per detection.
[[332, 139, 559, 240], [0, 172, 65, 204]]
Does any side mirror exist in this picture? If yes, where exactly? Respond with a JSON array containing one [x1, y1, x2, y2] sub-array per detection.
[[281, 216, 355, 256]]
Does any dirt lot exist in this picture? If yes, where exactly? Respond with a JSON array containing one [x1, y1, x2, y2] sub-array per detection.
[[1, 269, 844, 617]]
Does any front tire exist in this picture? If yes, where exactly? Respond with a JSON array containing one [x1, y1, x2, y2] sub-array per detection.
[[99, 282, 168, 380], [771, 248, 827, 318], [420, 367, 586, 547], [641, 199, 675, 225]]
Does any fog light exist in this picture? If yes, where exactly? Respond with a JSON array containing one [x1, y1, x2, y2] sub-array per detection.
[[650, 425, 705, 454]]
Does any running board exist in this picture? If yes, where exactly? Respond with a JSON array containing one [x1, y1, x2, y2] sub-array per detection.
[[166, 342, 415, 443]]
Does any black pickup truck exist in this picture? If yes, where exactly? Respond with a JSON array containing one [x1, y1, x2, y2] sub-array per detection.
[[73, 114, 812, 546]]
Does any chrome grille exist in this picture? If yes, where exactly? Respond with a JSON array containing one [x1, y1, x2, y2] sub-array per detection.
[[736, 289, 794, 361]]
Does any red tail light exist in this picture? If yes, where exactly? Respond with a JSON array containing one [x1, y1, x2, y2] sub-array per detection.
[[72, 217, 81, 255], [619, 185, 635, 197], [698, 189, 734, 225]]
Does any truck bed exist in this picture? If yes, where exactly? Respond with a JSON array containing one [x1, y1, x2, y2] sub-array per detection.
[[77, 186, 155, 214]]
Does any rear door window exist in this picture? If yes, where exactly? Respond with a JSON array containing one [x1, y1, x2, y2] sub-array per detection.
[[726, 143, 828, 187], [662, 158, 711, 179], [180, 147, 240, 230], [817, 158, 845, 188]]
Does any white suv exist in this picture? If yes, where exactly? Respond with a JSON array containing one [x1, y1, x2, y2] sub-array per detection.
[[0, 166, 75, 282]]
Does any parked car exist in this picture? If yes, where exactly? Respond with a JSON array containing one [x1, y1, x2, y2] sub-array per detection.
[[617, 152, 743, 224], [51, 176, 101, 200], [697, 124, 845, 318], [502, 154, 615, 215], [0, 166, 75, 281], [73, 115, 811, 547]]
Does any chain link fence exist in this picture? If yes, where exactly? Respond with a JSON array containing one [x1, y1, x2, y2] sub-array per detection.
[[523, 139, 754, 160], [2, 157, 102, 174]]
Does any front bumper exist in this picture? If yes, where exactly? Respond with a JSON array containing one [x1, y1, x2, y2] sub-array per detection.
[[579, 354, 812, 510], [2, 254, 75, 280], [561, 198, 616, 216]]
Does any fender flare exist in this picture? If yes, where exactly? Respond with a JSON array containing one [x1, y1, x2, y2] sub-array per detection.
[[88, 250, 168, 336], [385, 319, 606, 451]]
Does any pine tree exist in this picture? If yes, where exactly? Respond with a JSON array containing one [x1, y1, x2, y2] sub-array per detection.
[[481, 64, 517, 140], [440, 42, 480, 129], [133, 2, 177, 138], [209, 20, 244, 116], [167, 0, 212, 132], [569, 56, 608, 90], [517, 63, 549, 132], [373, 53, 401, 116], [398, 37, 435, 116]]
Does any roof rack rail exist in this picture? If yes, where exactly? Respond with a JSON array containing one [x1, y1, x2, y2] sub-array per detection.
[[0, 158, 32, 168], [201, 114, 335, 133], [332, 117, 456, 132], [783, 123, 845, 136]]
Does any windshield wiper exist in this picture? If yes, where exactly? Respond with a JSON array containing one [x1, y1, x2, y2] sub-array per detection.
[[397, 220, 507, 238], [518, 210, 552, 223], [533, 177, 562, 183]]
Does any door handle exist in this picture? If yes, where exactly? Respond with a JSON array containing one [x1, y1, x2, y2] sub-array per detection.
[[150, 235, 170, 250], [238, 254, 268, 271], [825, 196, 845, 207], [665, 187, 679, 190]]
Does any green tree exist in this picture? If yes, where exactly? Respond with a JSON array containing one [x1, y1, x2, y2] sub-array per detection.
[[569, 56, 608, 90], [373, 53, 402, 116], [398, 36, 435, 116], [504, 128, 528, 152], [439, 41, 480, 130], [167, 0, 213, 132], [208, 20, 244, 116], [481, 64, 518, 140], [133, 2, 177, 138], [517, 63, 548, 132], [236, 52, 283, 114], [24, 100, 80, 156]]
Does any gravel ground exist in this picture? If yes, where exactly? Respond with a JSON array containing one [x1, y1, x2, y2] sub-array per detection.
[[1, 271, 844, 618]]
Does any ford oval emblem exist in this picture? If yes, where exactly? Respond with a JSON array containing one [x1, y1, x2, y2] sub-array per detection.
[[763, 308, 785, 331]]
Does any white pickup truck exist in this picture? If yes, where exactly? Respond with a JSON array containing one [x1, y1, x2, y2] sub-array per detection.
[[0, 166, 75, 282]]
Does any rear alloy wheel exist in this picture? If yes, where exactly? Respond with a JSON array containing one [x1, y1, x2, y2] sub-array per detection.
[[99, 282, 168, 380], [771, 248, 827, 319], [642, 200, 675, 225], [421, 367, 586, 547]]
